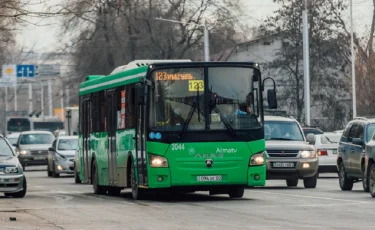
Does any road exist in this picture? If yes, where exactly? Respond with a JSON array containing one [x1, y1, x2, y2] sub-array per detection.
[[0, 167, 374, 230]]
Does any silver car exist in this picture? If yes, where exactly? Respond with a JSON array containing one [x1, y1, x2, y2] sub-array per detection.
[[47, 135, 78, 177], [0, 135, 27, 198]]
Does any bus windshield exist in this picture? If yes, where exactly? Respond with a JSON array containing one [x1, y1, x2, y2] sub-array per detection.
[[149, 66, 260, 131], [7, 118, 31, 132]]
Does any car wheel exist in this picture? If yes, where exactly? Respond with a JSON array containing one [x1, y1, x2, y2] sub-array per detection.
[[5, 176, 27, 198], [52, 162, 60, 178], [228, 187, 245, 198], [362, 164, 369, 192], [286, 179, 298, 187], [92, 161, 106, 195], [74, 164, 81, 184], [130, 161, 145, 200], [369, 164, 375, 198], [338, 162, 353, 191], [47, 163, 52, 177], [303, 173, 317, 188]]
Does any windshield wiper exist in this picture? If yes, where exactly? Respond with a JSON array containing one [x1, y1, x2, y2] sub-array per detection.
[[211, 106, 236, 137], [269, 137, 295, 141], [180, 89, 200, 138], [325, 136, 337, 144]]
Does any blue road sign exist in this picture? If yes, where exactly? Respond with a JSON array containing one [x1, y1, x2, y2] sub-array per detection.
[[16, 65, 35, 78]]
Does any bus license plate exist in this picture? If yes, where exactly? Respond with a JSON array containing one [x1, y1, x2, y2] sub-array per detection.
[[197, 175, 222, 182], [273, 162, 295, 168]]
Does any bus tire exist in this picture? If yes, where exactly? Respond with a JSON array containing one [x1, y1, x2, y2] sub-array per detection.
[[74, 165, 81, 184], [130, 161, 145, 200], [92, 160, 106, 195], [228, 186, 244, 198]]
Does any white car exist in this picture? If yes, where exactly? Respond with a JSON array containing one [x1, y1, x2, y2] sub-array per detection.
[[6, 133, 20, 151], [314, 132, 341, 173]]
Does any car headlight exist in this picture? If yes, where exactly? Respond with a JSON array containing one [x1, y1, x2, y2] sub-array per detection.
[[18, 150, 30, 155], [5, 167, 18, 174], [300, 150, 316, 159], [149, 154, 168, 168], [250, 151, 265, 166]]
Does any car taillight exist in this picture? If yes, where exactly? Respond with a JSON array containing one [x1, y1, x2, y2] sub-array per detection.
[[318, 150, 328, 156]]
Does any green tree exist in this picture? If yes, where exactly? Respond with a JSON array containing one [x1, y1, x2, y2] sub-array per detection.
[[261, 0, 351, 130]]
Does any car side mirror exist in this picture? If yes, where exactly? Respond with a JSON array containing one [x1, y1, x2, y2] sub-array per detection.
[[267, 89, 277, 109], [48, 147, 55, 151], [306, 133, 316, 145], [352, 138, 363, 146], [135, 84, 146, 105], [12, 143, 18, 147]]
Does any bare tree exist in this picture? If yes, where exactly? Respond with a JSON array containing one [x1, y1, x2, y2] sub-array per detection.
[[58, 0, 246, 80]]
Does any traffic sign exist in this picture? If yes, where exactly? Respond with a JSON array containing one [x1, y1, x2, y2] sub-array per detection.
[[1, 65, 17, 86], [35, 64, 60, 77], [16, 64, 35, 78]]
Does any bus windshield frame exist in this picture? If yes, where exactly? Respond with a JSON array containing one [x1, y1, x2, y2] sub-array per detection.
[[148, 63, 263, 134]]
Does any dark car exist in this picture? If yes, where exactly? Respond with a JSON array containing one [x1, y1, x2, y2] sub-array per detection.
[[302, 127, 324, 136], [337, 117, 375, 192]]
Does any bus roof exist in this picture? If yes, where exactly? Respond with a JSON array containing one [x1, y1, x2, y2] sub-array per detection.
[[79, 59, 193, 96], [79, 65, 148, 96]]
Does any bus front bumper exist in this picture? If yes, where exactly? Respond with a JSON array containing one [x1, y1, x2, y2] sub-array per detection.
[[146, 165, 266, 189]]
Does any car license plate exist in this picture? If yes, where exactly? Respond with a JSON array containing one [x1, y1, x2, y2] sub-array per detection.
[[197, 175, 222, 182], [272, 162, 295, 168], [34, 156, 45, 160]]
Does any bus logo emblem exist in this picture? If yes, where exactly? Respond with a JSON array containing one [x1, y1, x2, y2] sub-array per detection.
[[205, 159, 213, 168]]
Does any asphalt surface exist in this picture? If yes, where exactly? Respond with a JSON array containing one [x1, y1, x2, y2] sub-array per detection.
[[0, 167, 374, 230]]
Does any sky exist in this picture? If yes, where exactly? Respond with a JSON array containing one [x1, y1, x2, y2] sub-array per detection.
[[14, 0, 375, 53]]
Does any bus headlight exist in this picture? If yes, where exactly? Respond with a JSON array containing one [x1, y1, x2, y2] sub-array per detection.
[[300, 150, 316, 159], [250, 152, 265, 166], [149, 154, 169, 168]]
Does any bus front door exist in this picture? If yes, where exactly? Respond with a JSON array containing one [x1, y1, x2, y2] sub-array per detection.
[[135, 84, 147, 186], [107, 90, 117, 186], [82, 100, 91, 184]]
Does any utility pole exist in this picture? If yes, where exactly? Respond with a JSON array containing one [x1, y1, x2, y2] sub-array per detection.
[[350, 0, 356, 118], [155, 17, 210, 62], [48, 79, 53, 116], [303, 0, 311, 126]]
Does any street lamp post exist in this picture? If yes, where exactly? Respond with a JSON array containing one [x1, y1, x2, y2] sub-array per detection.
[[155, 17, 210, 61], [302, 0, 311, 126], [350, 0, 356, 118]]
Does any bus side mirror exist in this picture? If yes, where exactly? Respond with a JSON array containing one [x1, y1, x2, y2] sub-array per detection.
[[136, 84, 146, 105], [267, 89, 277, 109]]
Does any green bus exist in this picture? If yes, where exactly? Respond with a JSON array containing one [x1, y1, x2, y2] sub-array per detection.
[[76, 60, 277, 200]]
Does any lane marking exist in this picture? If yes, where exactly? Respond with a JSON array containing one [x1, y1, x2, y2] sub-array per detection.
[[251, 190, 371, 203]]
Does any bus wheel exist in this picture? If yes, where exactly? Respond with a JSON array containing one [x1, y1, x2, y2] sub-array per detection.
[[228, 187, 244, 198], [130, 161, 144, 200], [92, 161, 106, 195]]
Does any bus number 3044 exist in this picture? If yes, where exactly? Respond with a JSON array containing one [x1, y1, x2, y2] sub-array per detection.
[[171, 144, 185, 151]]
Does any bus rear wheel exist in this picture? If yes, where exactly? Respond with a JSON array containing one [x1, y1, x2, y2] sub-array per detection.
[[228, 186, 244, 198], [130, 161, 145, 200]]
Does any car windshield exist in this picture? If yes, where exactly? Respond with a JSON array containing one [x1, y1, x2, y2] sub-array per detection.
[[20, 133, 55, 145], [58, 139, 78, 150], [367, 124, 375, 142], [320, 134, 341, 144], [0, 139, 14, 156], [264, 121, 304, 141]]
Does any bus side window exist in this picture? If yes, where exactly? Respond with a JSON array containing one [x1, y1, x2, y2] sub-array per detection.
[[126, 84, 136, 129], [98, 91, 106, 132]]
